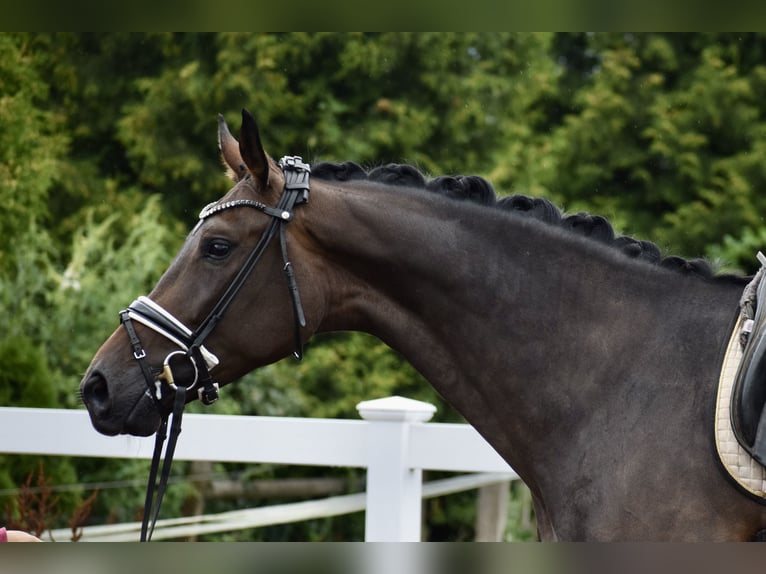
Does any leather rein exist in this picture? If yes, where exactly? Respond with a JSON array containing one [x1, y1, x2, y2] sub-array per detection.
[[118, 156, 310, 541]]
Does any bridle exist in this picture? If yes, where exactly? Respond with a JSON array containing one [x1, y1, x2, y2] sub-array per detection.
[[118, 156, 310, 541]]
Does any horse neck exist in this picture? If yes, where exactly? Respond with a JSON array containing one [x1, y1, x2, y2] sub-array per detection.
[[303, 181, 742, 474]]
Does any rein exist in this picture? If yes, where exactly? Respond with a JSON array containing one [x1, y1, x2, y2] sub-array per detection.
[[119, 156, 310, 541]]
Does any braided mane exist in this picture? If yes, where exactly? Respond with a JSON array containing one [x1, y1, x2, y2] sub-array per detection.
[[311, 161, 721, 279]]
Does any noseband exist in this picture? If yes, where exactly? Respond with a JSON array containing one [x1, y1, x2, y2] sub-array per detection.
[[118, 156, 310, 541]]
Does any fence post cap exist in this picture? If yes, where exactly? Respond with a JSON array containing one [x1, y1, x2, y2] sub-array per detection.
[[356, 395, 436, 422]]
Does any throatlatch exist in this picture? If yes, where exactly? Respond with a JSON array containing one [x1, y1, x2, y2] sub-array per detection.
[[119, 156, 311, 541]]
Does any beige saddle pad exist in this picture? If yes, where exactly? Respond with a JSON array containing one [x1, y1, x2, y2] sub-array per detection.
[[715, 315, 766, 498]]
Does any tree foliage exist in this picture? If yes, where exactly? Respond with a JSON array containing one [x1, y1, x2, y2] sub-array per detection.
[[3, 33, 766, 539], [492, 33, 766, 270]]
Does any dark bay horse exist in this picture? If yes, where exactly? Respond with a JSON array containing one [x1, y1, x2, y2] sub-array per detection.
[[80, 109, 766, 540]]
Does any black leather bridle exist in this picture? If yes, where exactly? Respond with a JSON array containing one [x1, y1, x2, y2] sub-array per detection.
[[118, 156, 310, 541]]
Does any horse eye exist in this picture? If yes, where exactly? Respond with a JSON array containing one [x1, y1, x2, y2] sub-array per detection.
[[203, 239, 232, 260]]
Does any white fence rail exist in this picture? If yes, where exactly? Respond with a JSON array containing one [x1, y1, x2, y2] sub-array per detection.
[[0, 396, 518, 541]]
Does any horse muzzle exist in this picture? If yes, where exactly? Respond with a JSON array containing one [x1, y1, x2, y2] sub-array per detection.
[[80, 368, 163, 437], [80, 295, 222, 437]]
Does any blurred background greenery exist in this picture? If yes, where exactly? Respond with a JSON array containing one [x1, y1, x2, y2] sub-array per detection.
[[2, 32, 766, 540]]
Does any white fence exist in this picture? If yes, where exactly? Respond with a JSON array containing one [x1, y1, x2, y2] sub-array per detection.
[[0, 396, 518, 541]]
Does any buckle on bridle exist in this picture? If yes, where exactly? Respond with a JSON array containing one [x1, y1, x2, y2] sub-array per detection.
[[198, 383, 219, 405], [279, 156, 310, 205]]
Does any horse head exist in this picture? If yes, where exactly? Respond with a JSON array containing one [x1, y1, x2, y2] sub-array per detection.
[[80, 110, 320, 436]]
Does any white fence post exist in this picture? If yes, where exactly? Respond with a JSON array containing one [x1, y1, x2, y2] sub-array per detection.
[[356, 396, 436, 542]]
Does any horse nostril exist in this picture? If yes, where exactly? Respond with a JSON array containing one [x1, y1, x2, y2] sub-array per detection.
[[82, 372, 111, 416]]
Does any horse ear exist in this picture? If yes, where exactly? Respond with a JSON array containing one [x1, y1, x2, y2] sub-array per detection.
[[218, 114, 247, 182], [238, 108, 270, 190]]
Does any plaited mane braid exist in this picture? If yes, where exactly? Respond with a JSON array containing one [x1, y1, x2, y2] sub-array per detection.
[[311, 161, 722, 280]]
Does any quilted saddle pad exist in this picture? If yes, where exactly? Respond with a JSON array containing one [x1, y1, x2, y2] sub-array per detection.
[[715, 314, 766, 499]]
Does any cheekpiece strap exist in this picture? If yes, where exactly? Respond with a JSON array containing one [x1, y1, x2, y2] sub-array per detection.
[[120, 309, 162, 405]]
